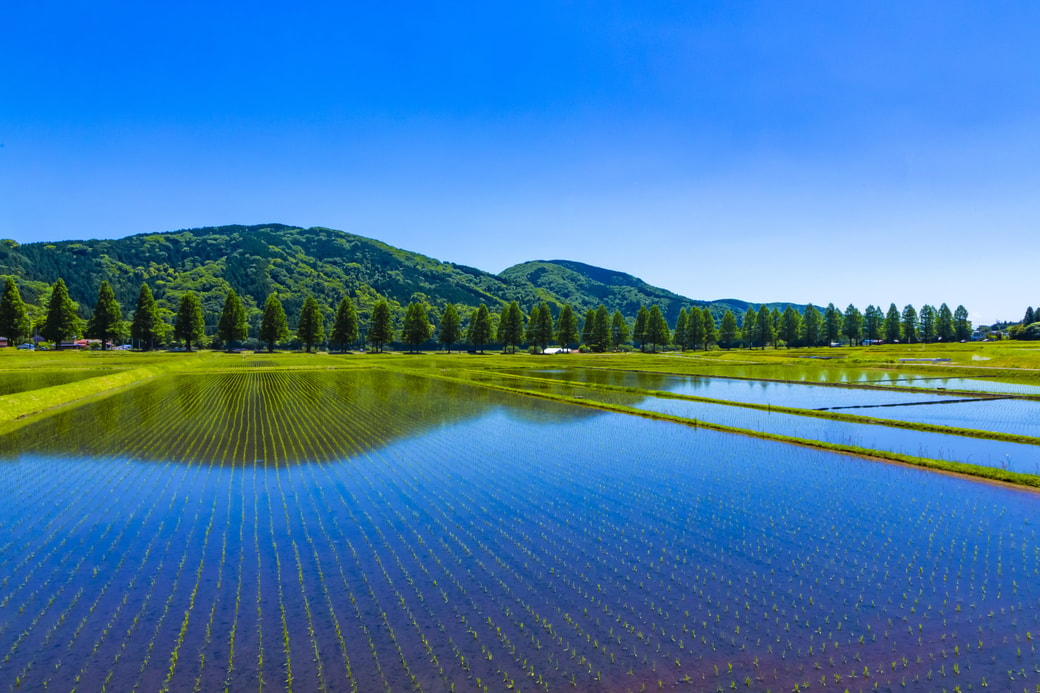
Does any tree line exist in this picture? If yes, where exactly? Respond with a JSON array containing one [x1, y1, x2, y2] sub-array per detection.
[[0, 276, 972, 352], [1009, 306, 1040, 340]]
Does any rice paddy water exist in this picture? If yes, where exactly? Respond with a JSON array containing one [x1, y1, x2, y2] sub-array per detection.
[[0, 365, 1037, 691]]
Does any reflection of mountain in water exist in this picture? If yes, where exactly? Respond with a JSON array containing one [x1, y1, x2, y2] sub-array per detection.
[[0, 369, 595, 465]]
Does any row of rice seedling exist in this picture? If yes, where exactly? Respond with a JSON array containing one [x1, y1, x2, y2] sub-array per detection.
[[3, 368, 1039, 690], [291, 391, 1040, 686]]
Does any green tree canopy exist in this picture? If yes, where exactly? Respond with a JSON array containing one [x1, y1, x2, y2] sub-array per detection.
[[41, 278, 81, 348], [823, 303, 843, 345], [467, 303, 492, 353], [842, 304, 863, 346], [438, 303, 461, 352], [580, 308, 596, 347], [719, 309, 738, 349], [644, 305, 670, 353], [863, 305, 882, 343], [884, 303, 902, 343], [298, 295, 326, 352], [497, 301, 524, 353], [174, 291, 205, 352], [902, 304, 919, 344], [953, 305, 972, 341], [591, 305, 610, 352], [259, 294, 289, 352], [756, 305, 775, 350], [368, 300, 394, 353], [701, 309, 717, 350], [936, 303, 954, 342], [686, 306, 704, 350], [919, 304, 937, 343], [742, 307, 758, 348], [674, 308, 689, 350], [0, 277, 31, 346], [556, 304, 579, 349], [401, 301, 432, 352], [131, 283, 161, 351], [610, 310, 629, 350], [633, 306, 649, 351], [802, 304, 822, 347], [779, 305, 801, 347], [526, 302, 555, 352], [217, 289, 248, 351], [329, 296, 359, 352], [85, 281, 123, 350]]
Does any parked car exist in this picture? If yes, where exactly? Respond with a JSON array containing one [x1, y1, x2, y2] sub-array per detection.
[[16, 343, 34, 350]]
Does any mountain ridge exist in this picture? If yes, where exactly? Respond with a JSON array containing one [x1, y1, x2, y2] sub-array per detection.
[[0, 224, 797, 327]]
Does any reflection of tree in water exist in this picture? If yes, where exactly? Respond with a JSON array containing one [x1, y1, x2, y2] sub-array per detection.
[[0, 369, 594, 465]]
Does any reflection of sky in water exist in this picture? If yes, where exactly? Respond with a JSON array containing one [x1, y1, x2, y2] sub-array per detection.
[[500, 371, 1040, 472], [0, 401, 1036, 691]]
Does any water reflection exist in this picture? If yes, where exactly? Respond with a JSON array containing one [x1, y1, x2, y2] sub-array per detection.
[[0, 370, 596, 465]]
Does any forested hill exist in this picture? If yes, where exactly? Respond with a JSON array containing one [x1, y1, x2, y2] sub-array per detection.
[[0, 223, 783, 326], [501, 259, 798, 324], [0, 225, 527, 325]]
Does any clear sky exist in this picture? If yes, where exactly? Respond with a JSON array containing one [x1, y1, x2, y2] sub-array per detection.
[[2, 2, 1038, 324]]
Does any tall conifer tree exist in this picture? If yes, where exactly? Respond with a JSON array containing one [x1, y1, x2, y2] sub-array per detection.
[[592, 305, 609, 352], [611, 310, 629, 350], [259, 294, 289, 352], [467, 304, 492, 353], [719, 310, 737, 349], [674, 308, 688, 351], [297, 295, 325, 352], [0, 277, 31, 346], [497, 301, 524, 353], [686, 306, 704, 350], [644, 305, 670, 353], [633, 306, 649, 351], [953, 305, 972, 341], [368, 300, 393, 353], [702, 309, 717, 350], [884, 303, 902, 343], [556, 304, 579, 349], [756, 305, 775, 350], [131, 283, 160, 350], [802, 304, 822, 347], [902, 304, 919, 344], [438, 303, 461, 352], [42, 278, 81, 349], [86, 281, 122, 350], [174, 292, 205, 352], [217, 289, 248, 351], [330, 296, 359, 352]]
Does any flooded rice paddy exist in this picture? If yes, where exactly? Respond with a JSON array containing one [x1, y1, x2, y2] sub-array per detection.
[[0, 366, 1038, 692]]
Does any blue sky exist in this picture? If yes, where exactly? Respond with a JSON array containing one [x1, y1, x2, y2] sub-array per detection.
[[2, 2, 1038, 323]]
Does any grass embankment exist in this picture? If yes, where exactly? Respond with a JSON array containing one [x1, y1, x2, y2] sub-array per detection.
[[384, 363, 1040, 492], [0, 351, 215, 435], [694, 341, 1040, 381]]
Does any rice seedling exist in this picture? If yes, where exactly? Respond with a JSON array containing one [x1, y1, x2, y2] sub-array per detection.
[[1, 366, 1038, 691]]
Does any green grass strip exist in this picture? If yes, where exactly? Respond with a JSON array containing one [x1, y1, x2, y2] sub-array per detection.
[[0, 353, 215, 435], [384, 365, 1040, 491]]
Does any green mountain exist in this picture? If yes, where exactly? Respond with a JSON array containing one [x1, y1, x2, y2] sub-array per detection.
[[500, 259, 795, 323], [0, 224, 794, 334]]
